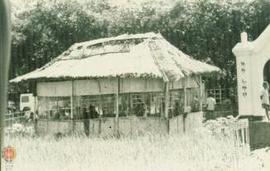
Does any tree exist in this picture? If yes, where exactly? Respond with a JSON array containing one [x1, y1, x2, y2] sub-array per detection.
[[9, 0, 270, 95], [10, 0, 110, 77]]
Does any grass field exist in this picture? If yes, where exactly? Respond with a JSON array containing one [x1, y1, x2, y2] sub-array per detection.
[[2, 118, 270, 171]]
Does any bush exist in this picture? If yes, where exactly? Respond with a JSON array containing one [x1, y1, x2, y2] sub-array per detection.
[[3, 117, 264, 171], [203, 115, 239, 137], [5, 123, 35, 137]]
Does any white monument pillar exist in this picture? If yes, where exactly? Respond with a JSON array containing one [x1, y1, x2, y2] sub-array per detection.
[[233, 24, 270, 118]]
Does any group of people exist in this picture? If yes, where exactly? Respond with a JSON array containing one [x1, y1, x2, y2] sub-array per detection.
[[82, 105, 100, 137], [82, 105, 99, 119], [22, 81, 270, 138], [205, 81, 270, 121], [205, 93, 217, 120]]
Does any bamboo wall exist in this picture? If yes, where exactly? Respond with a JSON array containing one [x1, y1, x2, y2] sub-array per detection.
[[36, 112, 203, 137], [36, 77, 199, 97]]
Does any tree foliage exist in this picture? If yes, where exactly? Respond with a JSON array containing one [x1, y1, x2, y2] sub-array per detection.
[[10, 0, 270, 92]]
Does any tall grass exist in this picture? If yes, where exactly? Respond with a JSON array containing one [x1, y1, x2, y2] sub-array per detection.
[[2, 126, 265, 171]]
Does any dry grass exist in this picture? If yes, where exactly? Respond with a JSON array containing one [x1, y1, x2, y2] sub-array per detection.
[[2, 127, 266, 171]]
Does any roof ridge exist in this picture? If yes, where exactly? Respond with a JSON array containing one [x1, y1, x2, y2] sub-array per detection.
[[74, 32, 161, 48], [37, 33, 161, 71], [147, 40, 170, 82]]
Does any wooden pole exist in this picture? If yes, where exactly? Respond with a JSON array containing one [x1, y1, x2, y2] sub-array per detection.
[[199, 75, 203, 111], [71, 80, 74, 119], [164, 82, 169, 119], [70, 80, 75, 133], [116, 77, 120, 118], [183, 78, 187, 133], [97, 79, 102, 136], [115, 77, 120, 137], [164, 81, 170, 134], [184, 78, 187, 111], [0, 0, 11, 162]]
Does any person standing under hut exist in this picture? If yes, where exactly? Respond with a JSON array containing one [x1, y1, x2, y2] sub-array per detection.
[[205, 93, 216, 120], [82, 107, 90, 137], [34, 110, 39, 135], [260, 81, 270, 121], [89, 105, 99, 118]]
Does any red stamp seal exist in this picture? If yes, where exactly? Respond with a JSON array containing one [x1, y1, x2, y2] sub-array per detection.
[[2, 146, 16, 162]]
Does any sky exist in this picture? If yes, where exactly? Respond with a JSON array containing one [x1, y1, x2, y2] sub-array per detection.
[[10, 0, 174, 7], [9, 0, 254, 15], [10, 0, 254, 8]]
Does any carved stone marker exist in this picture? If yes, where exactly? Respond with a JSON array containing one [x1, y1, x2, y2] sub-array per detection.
[[233, 24, 270, 118]]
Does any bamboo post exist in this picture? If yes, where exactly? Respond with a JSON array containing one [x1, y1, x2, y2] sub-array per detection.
[[241, 127, 245, 145], [219, 88, 222, 104], [164, 81, 170, 134], [184, 78, 187, 110], [199, 75, 203, 111], [98, 117, 102, 135], [0, 1, 11, 156], [46, 117, 49, 135], [235, 128, 239, 146], [143, 93, 147, 118], [70, 80, 75, 133], [115, 77, 120, 137], [97, 79, 102, 136], [164, 81, 169, 119], [71, 80, 74, 119], [183, 78, 187, 133]]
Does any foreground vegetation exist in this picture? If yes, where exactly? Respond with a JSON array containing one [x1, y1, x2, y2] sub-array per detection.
[[3, 118, 269, 171]]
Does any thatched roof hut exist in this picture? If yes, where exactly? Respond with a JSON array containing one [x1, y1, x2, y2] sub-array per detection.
[[11, 32, 220, 136], [11, 32, 219, 83]]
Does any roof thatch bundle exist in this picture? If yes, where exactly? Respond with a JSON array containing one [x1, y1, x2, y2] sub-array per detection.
[[10, 32, 220, 83]]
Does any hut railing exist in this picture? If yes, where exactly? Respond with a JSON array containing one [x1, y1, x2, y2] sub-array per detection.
[[217, 119, 250, 147], [4, 111, 26, 126], [233, 119, 250, 146]]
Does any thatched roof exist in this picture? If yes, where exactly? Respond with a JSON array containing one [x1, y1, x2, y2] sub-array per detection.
[[10, 32, 220, 83]]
